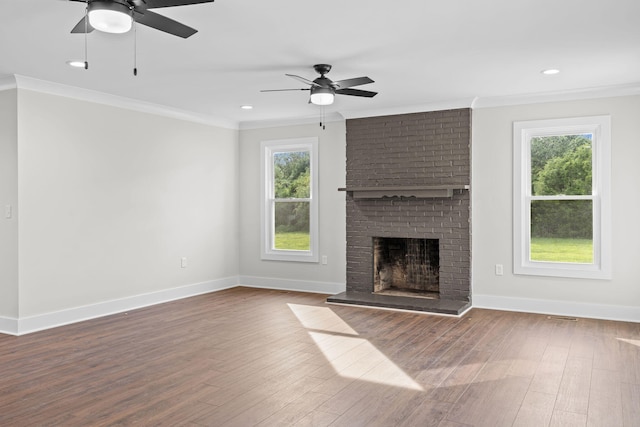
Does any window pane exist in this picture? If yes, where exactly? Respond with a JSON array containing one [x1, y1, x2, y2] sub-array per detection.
[[530, 199, 593, 263], [273, 151, 310, 198], [274, 201, 310, 250], [531, 134, 592, 196]]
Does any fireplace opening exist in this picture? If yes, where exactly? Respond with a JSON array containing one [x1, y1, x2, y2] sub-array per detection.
[[373, 237, 439, 299]]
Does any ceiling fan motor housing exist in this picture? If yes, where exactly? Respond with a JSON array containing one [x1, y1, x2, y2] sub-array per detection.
[[89, 0, 133, 15], [313, 76, 334, 88]]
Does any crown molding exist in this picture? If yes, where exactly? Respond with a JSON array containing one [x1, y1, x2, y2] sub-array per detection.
[[239, 111, 344, 130], [339, 83, 640, 120], [8, 73, 639, 130], [472, 82, 640, 109], [11, 75, 239, 130]]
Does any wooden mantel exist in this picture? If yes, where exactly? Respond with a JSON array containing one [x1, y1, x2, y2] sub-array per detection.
[[338, 185, 470, 199]]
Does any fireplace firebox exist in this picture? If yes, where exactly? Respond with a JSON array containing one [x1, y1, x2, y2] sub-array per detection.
[[373, 237, 439, 297]]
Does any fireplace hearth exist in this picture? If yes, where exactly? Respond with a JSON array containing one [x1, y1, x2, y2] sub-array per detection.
[[327, 109, 472, 315]]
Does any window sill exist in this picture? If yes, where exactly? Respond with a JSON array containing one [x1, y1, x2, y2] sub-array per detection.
[[514, 262, 611, 280], [262, 250, 319, 263]]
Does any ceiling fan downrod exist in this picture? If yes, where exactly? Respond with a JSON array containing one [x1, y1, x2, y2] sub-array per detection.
[[84, 2, 89, 69], [133, 12, 137, 76]]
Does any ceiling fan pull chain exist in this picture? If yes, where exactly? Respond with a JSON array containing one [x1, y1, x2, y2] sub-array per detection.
[[83, 2, 89, 70], [133, 11, 138, 76]]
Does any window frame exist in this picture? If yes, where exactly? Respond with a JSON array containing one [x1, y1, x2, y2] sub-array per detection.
[[513, 116, 611, 279], [260, 137, 319, 262]]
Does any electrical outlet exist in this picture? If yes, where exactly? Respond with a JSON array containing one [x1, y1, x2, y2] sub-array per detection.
[[181, 257, 188, 268], [495, 264, 503, 276], [4, 205, 11, 219]]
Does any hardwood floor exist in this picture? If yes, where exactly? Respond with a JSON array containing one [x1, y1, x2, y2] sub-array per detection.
[[0, 287, 638, 426]]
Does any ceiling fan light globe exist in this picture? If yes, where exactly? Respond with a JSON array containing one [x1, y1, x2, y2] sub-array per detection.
[[310, 87, 334, 105], [310, 92, 334, 105], [88, 3, 132, 34]]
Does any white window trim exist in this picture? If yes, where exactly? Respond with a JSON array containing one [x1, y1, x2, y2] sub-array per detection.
[[260, 137, 319, 262], [513, 116, 611, 279]]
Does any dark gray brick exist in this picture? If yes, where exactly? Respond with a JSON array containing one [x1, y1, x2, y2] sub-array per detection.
[[345, 108, 472, 303]]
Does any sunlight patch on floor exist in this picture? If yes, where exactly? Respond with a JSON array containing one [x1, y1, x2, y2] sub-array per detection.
[[288, 303, 423, 391], [617, 338, 640, 348], [287, 304, 358, 335]]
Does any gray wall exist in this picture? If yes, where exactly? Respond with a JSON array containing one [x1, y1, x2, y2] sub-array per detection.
[[473, 95, 640, 320], [238, 121, 347, 294], [15, 89, 240, 318], [0, 89, 18, 319]]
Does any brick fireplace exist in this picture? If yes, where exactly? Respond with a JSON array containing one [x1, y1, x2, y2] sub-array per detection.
[[327, 109, 471, 315]]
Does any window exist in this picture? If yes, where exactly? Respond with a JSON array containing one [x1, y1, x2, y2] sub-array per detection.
[[513, 116, 611, 279], [261, 137, 319, 262]]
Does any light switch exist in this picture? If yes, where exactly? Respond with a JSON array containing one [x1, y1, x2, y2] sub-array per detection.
[[4, 205, 11, 219]]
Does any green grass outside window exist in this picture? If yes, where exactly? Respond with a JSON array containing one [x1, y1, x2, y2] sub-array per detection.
[[530, 237, 593, 263], [275, 231, 310, 251]]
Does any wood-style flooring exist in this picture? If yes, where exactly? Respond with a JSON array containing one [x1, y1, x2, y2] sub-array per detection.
[[0, 287, 638, 426]]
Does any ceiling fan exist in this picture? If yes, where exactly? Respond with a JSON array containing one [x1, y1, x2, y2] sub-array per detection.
[[262, 64, 377, 106], [69, 0, 214, 38]]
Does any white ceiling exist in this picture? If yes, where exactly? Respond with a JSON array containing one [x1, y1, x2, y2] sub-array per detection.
[[2, 0, 640, 128]]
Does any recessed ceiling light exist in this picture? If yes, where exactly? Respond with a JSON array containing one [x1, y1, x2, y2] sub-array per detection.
[[66, 60, 86, 68], [240, 105, 253, 110], [541, 69, 560, 75]]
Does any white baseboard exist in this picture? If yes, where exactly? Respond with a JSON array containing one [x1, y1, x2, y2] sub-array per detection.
[[0, 316, 19, 336], [238, 275, 346, 295], [5, 281, 636, 336], [2, 276, 344, 336], [14, 277, 239, 336], [473, 294, 640, 323]]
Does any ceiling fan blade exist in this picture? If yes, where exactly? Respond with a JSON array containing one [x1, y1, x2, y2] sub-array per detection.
[[332, 77, 374, 89], [285, 74, 321, 87], [261, 88, 310, 92], [134, 10, 197, 38], [335, 88, 378, 98], [70, 16, 94, 34], [145, 0, 215, 8]]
